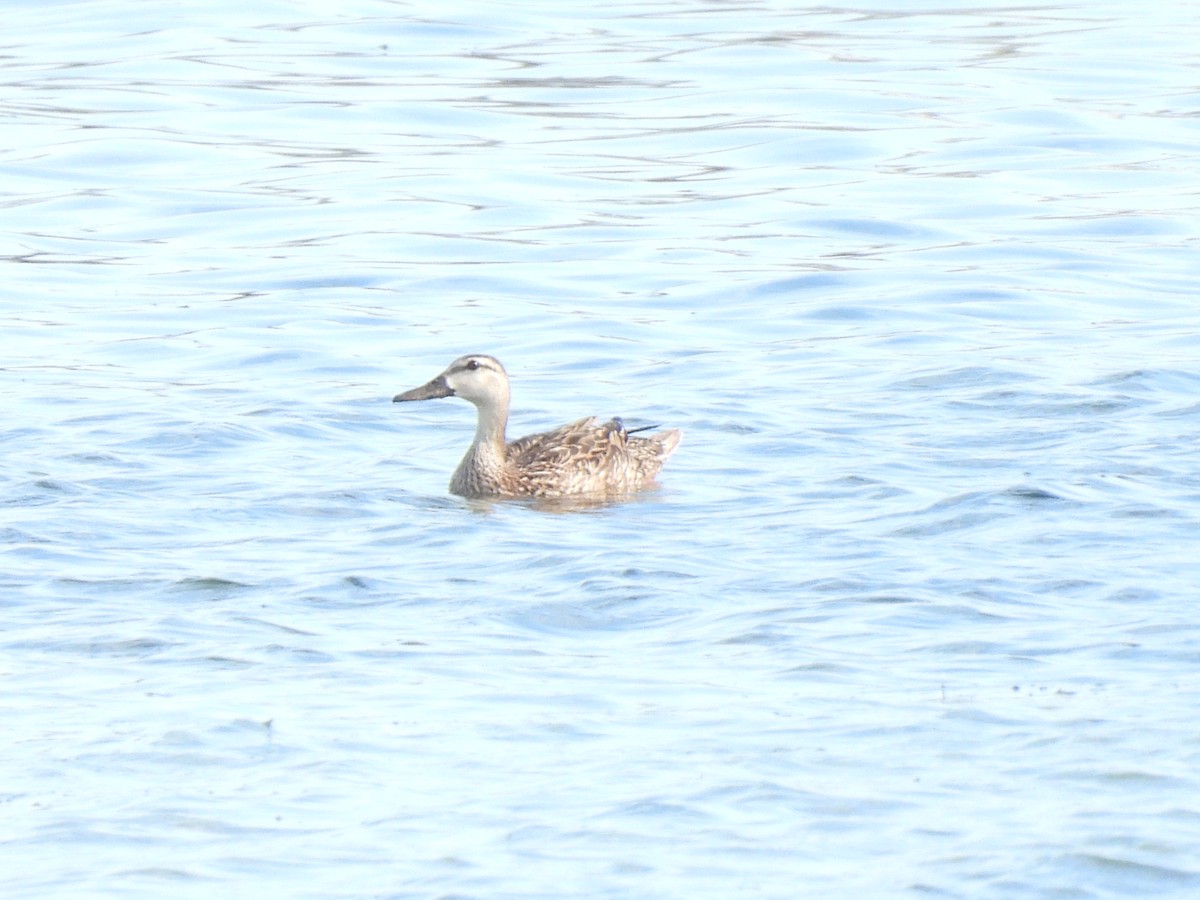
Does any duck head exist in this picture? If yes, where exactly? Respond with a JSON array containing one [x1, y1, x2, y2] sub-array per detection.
[[393, 354, 509, 409]]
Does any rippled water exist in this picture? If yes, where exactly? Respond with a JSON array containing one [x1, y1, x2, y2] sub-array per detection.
[[5, 1, 1200, 896]]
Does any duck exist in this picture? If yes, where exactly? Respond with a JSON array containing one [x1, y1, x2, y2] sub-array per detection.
[[392, 354, 681, 499]]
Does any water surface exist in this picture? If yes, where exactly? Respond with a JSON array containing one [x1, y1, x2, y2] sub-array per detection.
[[4, 1, 1200, 896]]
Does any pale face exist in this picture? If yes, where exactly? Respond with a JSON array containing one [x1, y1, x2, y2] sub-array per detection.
[[440, 355, 508, 406]]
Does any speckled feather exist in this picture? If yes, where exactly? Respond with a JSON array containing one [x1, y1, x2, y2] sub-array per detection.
[[393, 355, 681, 499]]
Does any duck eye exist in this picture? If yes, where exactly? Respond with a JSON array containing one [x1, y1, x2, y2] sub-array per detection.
[[466, 359, 480, 371]]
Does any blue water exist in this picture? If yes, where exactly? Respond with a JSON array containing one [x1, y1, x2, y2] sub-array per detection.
[[4, 1, 1200, 896]]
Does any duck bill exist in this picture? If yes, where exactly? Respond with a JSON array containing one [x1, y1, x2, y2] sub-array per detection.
[[393, 375, 453, 403]]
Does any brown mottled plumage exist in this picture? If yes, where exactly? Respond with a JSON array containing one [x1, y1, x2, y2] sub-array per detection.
[[392, 355, 681, 499]]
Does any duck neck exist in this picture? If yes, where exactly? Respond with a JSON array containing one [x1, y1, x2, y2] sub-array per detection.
[[450, 399, 508, 497], [471, 395, 509, 459]]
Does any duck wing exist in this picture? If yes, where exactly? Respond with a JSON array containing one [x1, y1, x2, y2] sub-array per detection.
[[506, 417, 675, 496]]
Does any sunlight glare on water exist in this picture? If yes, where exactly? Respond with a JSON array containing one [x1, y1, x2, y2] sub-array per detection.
[[3, 0, 1200, 896]]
